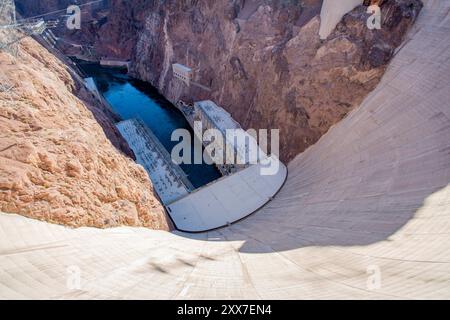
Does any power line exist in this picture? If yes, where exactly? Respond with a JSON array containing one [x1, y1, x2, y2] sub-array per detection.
[[0, 0, 107, 54], [15, 0, 104, 23]]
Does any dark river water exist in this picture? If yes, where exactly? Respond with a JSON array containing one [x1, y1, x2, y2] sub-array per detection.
[[79, 63, 221, 189]]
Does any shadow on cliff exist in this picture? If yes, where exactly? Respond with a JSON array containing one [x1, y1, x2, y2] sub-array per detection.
[[178, 179, 449, 254], [75, 78, 137, 160]]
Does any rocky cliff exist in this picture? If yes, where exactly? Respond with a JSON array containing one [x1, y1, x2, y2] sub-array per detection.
[[0, 37, 169, 230], [94, 0, 422, 161]]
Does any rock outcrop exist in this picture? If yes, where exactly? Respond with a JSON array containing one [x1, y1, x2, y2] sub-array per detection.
[[0, 37, 169, 230], [93, 0, 422, 161]]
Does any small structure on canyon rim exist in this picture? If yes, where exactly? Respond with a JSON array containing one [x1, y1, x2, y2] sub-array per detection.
[[172, 63, 192, 86]]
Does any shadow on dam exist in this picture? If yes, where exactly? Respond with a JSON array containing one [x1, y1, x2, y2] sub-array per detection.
[[167, 131, 449, 254], [78, 33, 450, 255]]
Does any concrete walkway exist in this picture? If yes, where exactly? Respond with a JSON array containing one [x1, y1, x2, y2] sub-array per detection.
[[0, 0, 449, 299]]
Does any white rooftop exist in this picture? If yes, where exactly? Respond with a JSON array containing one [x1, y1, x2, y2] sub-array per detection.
[[117, 119, 193, 204], [195, 100, 264, 163], [172, 63, 192, 73]]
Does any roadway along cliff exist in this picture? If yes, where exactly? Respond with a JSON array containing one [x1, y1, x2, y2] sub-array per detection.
[[0, 37, 169, 230]]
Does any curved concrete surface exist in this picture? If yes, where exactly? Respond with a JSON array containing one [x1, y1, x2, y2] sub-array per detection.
[[1, 0, 450, 299], [168, 156, 287, 232]]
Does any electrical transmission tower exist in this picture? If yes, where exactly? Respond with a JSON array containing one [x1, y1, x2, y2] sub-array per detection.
[[0, 0, 48, 56]]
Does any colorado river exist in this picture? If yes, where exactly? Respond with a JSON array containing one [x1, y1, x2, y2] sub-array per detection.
[[79, 63, 221, 189]]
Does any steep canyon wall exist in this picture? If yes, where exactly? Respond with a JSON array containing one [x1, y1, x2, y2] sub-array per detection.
[[97, 0, 422, 161], [0, 34, 169, 229]]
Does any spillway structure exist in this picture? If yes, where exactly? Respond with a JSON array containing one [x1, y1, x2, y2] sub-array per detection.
[[116, 109, 287, 232], [0, 0, 449, 299], [117, 119, 194, 205]]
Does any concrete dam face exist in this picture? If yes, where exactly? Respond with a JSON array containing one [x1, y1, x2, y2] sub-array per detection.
[[0, 0, 449, 299]]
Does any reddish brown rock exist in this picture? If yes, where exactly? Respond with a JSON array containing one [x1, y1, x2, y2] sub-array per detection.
[[0, 37, 169, 230]]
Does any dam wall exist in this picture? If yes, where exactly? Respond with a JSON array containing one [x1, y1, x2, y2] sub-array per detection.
[[0, 0, 449, 299]]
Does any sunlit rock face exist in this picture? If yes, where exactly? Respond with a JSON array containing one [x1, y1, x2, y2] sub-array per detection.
[[0, 37, 169, 230]]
